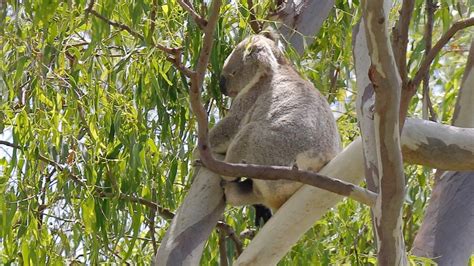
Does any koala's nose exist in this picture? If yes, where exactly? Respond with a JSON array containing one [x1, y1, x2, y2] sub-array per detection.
[[219, 76, 228, 96]]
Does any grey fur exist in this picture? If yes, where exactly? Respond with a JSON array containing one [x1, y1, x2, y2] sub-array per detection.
[[209, 34, 341, 210]]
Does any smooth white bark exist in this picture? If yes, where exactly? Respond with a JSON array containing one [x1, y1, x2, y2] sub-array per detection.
[[353, 21, 379, 190], [402, 118, 474, 170]]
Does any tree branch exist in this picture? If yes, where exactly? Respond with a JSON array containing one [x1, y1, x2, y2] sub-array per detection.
[[200, 160, 377, 206], [85, 0, 194, 77], [218, 229, 229, 266], [421, 0, 438, 121], [392, 0, 415, 87], [188, 0, 222, 154], [85, 6, 145, 40], [412, 17, 474, 89], [247, 0, 262, 33], [98, 192, 175, 220], [177, 0, 208, 29], [149, 0, 158, 39], [216, 221, 243, 255]]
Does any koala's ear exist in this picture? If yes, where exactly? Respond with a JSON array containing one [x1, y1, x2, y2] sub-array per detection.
[[260, 27, 279, 42], [243, 42, 278, 69]]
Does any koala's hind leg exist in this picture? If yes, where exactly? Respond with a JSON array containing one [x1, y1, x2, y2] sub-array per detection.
[[223, 178, 264, 206]]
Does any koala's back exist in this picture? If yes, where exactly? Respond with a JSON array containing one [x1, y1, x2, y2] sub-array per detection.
[[246, 68, 340, 164], [232, 68, 341, 209]]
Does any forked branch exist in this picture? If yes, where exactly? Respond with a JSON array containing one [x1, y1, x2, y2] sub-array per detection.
[[412, 17, 474, 89], [177, 0, 208, 29]]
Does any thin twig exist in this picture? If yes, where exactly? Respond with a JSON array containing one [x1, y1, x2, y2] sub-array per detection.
[[0, 140, 21, 149], [38, 168, 56, 228], [96, 191, 175, 220], [218, 229, 229, 266], [391, 0, 415, 86], [0, 140, 65, 171], [85, 0, 188, 71], [247, 0, 262, 33], [149, 0, 158, 39], [327, 64, 339, 103], [86, 6, 145, 40], [148, 187, 158, 253], [421, 0, 438, 121], [177, 0, 208, 29], [217, 221, 243, 255]]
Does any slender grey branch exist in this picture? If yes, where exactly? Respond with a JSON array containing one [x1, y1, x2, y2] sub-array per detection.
[[401, 16, 474, 123], [412, 17, 474, 88], [200, 159, 377, 206]]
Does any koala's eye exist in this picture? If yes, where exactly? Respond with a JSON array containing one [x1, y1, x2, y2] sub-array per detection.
[[230, 70, 237, 76]]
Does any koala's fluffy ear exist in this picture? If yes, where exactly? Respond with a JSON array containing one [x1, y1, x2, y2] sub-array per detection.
[[243, 39, 279, 70], [260, 27, 280, 42]]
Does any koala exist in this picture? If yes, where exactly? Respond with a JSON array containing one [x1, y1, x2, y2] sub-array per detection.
[[209, 31, 341, 215]]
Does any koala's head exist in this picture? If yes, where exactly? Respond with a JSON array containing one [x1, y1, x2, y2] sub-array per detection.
[[220, 31, 286, 97]]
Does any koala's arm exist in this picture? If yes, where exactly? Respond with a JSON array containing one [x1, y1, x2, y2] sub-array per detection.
[[209, 115, 241, 155]]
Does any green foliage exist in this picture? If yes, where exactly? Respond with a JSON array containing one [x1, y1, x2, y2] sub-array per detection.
[[0, 0, 472, 264]]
